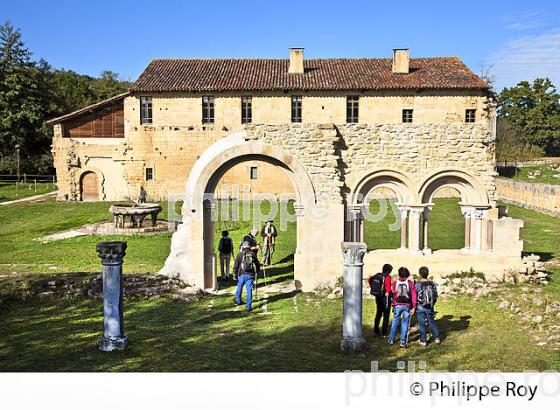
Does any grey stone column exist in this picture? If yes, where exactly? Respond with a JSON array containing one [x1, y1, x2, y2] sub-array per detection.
[[96, 241, 127, 352], [340, 242, 367, 353]]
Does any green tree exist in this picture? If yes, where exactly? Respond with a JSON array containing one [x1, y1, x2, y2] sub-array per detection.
[[496, 118, 544, 172], [0, 21, 53, 174], [497, 78, 560, 155]]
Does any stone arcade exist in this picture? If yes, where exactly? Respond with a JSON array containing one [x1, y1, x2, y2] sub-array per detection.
[[48, 48, 524, 291]]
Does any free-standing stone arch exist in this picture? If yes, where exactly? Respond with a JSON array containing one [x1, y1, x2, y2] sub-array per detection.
[[160, 132, 344, 291]]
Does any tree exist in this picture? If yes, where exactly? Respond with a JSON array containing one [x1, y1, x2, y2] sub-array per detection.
[[497, 78, 560, 155], [0, 21, 53, 174], [496, 118, 544, 173]]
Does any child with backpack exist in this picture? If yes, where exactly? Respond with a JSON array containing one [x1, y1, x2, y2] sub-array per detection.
[[368, 264, 393, 337], [232, 241, 261, 312], [388, 267, 416, 348], [415, 266, 441, 346]]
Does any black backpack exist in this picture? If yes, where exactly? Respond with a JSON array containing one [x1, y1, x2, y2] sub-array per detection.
[[369, 273, 385, 297], [241, 251, 255, 274], [417, 281, 437, 307]]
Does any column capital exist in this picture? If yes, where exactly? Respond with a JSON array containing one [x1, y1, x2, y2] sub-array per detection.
[[96, 241, 127, 266], [341, 242, 367, 267]]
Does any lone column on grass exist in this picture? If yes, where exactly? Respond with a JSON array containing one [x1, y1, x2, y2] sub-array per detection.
[[340, 241, 367, 353], [96, 241, 127, 352]]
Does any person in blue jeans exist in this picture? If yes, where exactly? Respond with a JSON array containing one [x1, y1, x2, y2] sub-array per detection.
[[414, 266, 441, 346], [232, 241, 261, 312], [388, 267, 417, 348]]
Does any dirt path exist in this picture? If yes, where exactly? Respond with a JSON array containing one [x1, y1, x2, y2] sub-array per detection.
[[0, 191, 58, 206]]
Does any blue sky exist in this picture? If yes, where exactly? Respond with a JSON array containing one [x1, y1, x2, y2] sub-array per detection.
[[2, 0, 560, 91]]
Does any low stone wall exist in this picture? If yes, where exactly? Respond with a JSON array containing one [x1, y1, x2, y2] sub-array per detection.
[[495, 178, 560, 216]]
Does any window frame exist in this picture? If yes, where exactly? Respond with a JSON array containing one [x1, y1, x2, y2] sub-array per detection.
[[145, 167, 154, 181], [402, 109, 414, 123], [202, 96, 215, 124], [346, 96, 359, 123], [140, 96, 153, 125], [250, 166, 258, 180], [465, 109, 476, 123], [291, 95, 302, 123], [241, 96, 252, 124]]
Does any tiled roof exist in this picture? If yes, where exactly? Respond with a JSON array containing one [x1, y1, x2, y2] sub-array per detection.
[[131, 57, 489, 92]]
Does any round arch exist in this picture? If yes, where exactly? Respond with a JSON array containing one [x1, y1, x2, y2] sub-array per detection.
[[418, 169, 489, 205], [78, 168, 104, 201], [350, 169, 417, 205]]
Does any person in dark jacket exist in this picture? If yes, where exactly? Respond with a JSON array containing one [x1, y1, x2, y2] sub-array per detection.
[[261, 220, 278, 266], [367, 263, 393, 337], [233, 241, 261, 312], [414, 266, 441, 346], [242, 227, 260, 256], [217, 230, 234, 282]]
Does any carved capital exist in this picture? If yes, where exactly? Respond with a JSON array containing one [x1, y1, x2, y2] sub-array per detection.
[[341, 242, 367, 267], [96, 241, 127, 266]]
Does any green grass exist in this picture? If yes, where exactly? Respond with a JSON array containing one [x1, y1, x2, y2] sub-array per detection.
[[0, 182, 57, 202], [498, 164, 560, 185], [0, 197, 559, 371]]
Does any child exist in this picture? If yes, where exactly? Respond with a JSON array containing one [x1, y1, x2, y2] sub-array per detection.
[[218, 230, 234, 282], [388, 267, 416, 348], [415, 266, 441, 346], [368, 263, 393, 337]]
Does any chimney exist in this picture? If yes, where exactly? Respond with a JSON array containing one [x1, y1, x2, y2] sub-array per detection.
[[392, 48, 410, 74], [288, 48, 304, 74]]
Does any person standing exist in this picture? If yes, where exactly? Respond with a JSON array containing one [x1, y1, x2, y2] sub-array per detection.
[[415, 266, 441, 346], [218, 230, 234, 282], [388, 267, 417, 348], [138, 186, 147, 203], [260, 220, 278, 266], [368, 263, 393, 337], [242, 227, 260, 256], [233, 241, 261, 312]]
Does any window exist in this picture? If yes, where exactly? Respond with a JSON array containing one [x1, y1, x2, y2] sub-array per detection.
[[465, 109, 476, 123], [250, 166, 258, 180], [291, 96, 302, 123], [347, 96, 359, 123], [241, 96, 252, 124], [202, 96, 215, 124], [402, 109, 413, 123], [140, 96, 153, 124], [145, 168, 153, 181]]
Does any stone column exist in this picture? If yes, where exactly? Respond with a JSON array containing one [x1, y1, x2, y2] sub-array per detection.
[[460, 206, 473, 251], [347, 205, 364, 242], [422, 206, 432, 254], [398, 207, 408, 251], [472, 208, 489, 251], [407, 207, 423, 253], [96, 241, 127, 352], [203, 200, 217, 290], [340, 242, 367, 353]]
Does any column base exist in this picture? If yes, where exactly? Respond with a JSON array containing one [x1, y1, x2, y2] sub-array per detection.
[[397, 247, 408, 253], [99, 335, 127, 352], [340, 336, 366, 353], [422, 248, 433, 255]]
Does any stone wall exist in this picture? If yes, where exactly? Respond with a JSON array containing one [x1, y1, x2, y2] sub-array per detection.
[[495, 178, 560, 216]]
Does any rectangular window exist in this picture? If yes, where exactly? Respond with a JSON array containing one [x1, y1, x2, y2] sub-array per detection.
[[250, 166, 258, 180], [241, 96, 252, 124], [145, 167, 153, 181], [140, 96, 153, 124], [465, 109, 476, 123], [402, 109, 413, 123], [291, 96, 302, 123], [347, 96, 359, 123], [202, 96, 215, 124]]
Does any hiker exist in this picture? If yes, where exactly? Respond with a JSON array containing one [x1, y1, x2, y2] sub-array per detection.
[[261, 220, 278, 266], [233, 241, 261, 312], [415, 266, 441, 346], [241, 227, 260, 256], [217, 230, 234, 282], [388, 267, 417, 348], [368, 263, 393, 337], [138, 186, 147, 203]]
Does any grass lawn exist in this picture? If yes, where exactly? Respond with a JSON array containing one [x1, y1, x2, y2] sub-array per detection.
[[0, 182, 57, 202], [0, 197, 559, 371], [498, 163, 560, 185]]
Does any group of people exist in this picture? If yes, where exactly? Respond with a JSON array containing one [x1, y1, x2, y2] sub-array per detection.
[[217, 221, 278, 312], [368, 264, 441, 348]]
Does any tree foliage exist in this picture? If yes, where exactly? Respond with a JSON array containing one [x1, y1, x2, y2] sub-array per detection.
[[496, 118, 544, 168], [0, 21, 130, 174], [497, 78, 560, 155]]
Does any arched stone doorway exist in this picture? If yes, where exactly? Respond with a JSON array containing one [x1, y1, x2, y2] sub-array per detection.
[[80, 171, 99, 201], [160, 132, 344, 291]]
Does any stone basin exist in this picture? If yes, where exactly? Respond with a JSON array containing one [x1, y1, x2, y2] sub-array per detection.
[[109, 203, 163, 229]]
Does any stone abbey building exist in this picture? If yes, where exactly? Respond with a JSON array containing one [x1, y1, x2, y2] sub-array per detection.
[[48, 49, 524, 291]]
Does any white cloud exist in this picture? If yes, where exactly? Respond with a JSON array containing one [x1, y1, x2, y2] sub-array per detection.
[[504, 9, 548, 31], [484, 28, 560, 91]]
